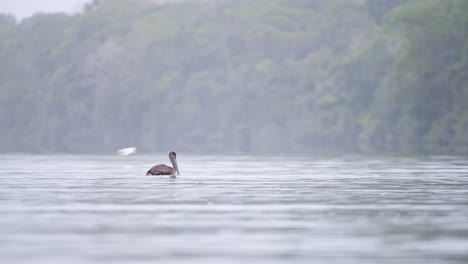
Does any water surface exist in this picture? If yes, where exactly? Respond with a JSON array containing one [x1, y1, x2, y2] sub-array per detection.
[[1, 154, 468, 263]]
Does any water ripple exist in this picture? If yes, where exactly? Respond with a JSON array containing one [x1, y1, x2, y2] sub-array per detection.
[[0, 154, 468, 264]]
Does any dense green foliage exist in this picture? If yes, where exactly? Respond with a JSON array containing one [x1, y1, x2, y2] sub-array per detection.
[[0, 0, 467, 154]]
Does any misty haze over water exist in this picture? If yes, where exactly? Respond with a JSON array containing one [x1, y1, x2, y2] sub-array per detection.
[[0, 0, 467, 155], [1, 1, 468, 263]]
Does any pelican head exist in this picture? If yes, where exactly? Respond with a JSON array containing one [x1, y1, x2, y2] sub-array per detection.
[[168, 151, 180, 176]]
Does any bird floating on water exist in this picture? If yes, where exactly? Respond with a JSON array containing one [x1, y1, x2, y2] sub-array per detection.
[[146, 151, 180, 177]]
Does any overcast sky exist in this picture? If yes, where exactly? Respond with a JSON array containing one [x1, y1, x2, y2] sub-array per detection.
[[0, 0, 92, 19]]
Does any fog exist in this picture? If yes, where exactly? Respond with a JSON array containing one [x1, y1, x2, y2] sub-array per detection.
[[0, 0, 467, 155], [0, 0, 90, 19]]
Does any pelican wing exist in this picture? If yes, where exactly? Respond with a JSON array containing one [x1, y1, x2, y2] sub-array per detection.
[[147, 164, 173, 175]]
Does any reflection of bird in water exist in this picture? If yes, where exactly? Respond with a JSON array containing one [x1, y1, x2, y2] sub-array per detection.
[[146, 151, 180, 177]]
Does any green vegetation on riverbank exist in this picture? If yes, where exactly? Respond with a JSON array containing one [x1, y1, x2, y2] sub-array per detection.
[[0, 0, 467, 154]]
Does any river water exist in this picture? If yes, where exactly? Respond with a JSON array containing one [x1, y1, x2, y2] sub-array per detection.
[[0, 154, 467, 263]]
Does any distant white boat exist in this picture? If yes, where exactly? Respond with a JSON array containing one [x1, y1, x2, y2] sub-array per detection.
[[117, 147, 137, 156]]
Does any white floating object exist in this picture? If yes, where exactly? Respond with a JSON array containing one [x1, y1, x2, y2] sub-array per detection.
[[117, 147, 137, 156]]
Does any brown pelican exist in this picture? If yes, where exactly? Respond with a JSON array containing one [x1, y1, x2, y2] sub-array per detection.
[[146, 151, 180, 177]]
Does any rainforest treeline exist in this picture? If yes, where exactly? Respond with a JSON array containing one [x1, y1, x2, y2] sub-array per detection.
[[0, 0, 467, 154]]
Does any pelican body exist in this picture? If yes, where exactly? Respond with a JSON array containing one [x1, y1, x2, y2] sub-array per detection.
[[146, 151, 180, 177]]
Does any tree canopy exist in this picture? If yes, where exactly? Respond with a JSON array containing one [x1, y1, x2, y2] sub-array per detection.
[[0, 0, 467, 155]]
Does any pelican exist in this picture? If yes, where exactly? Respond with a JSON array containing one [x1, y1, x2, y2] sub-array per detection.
[[146, 151, 180, 177]]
